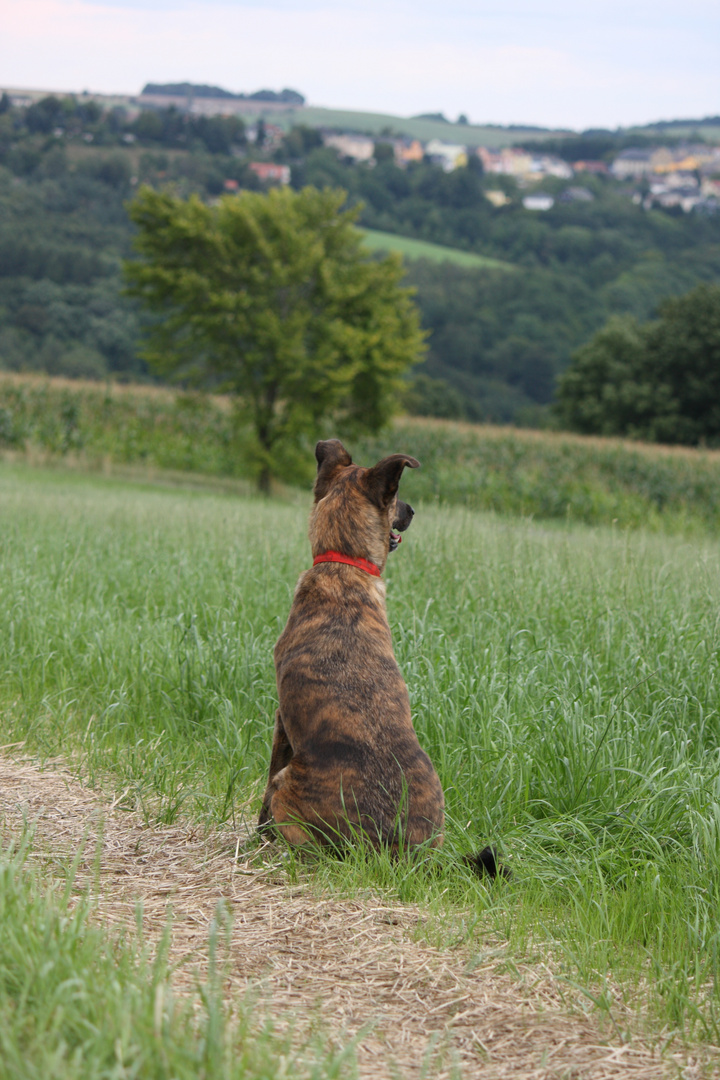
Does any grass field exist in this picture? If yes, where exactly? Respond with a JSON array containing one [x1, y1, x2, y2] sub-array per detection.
[[296, 106, 562, 148], [361, 229, 513, 269], [2, 457, 720, 1072]]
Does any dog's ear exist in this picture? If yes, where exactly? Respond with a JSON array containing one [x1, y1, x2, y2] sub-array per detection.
[[314, 439, 353, 500], [365, 454, 419, 509]]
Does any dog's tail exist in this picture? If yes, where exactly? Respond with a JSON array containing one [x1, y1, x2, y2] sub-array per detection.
[[464, 845, 511, 881]]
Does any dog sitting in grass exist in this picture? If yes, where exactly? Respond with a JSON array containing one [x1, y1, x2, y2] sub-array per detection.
[[258, 438, 445, 851]]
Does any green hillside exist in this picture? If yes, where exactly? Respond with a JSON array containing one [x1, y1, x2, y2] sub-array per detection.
[[630, 119, 720, 141], [285, 106, 561, 147], [360, 229, 514, 269], [228, 100, 720, 147]]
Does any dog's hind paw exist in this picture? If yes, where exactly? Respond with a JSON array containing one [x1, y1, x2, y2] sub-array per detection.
[[465, 846, 511, 881]]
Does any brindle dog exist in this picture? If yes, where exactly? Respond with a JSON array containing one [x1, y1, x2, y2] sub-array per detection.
[[258, 438, 445, 851]]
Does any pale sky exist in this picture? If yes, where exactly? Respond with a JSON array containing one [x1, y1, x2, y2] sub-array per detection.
[[2, 0, 718, 130]]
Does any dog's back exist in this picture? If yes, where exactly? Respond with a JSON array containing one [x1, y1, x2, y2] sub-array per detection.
[[259, 439, 444, 849]]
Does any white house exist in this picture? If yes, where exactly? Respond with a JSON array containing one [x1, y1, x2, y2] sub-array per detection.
[[522, 193, 554, 211], [425, 140, 468, 172], [323, 133, 375, 163], [531, 155, 574, 180]]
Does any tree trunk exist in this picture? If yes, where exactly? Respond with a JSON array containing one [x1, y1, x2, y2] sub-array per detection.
[[255, 381, 278, 495], [258, 465, 272, 495]]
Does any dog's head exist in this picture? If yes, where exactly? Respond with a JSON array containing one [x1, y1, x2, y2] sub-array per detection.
[[310, 439, 419, 570]]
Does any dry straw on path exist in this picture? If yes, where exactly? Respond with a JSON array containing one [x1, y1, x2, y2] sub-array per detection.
[[0, 751, 713, 1079]]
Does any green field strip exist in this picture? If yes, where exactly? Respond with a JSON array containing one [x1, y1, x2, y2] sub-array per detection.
[[361, 228, 514, 270]]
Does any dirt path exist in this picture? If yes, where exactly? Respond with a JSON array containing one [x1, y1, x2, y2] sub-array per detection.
[[0, 752, 713, 1079]]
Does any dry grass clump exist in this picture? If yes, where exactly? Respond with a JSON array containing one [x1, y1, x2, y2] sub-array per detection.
[[1, 751, 714, 1079]]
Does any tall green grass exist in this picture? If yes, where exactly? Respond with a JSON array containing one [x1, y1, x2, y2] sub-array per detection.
[[3, 374, 720, 535], [0, 376, 246, 479], [0, 834, 356, 1079], [2, 459, 720, 1040], [359, 418, 720, 534]]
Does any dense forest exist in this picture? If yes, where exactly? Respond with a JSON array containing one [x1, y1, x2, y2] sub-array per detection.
[[1, 92, 719, 424]]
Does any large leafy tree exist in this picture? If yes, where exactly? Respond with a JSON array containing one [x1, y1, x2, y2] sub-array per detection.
[[556, 284, 720, 445], [124, 185, 424, 489], [553, 315, 650, 437], [642, 284, 720, 444]]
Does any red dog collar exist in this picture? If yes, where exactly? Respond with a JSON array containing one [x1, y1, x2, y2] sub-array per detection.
[[312, 551, 382, 577]]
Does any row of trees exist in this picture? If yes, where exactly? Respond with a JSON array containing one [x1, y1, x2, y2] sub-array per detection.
[[130, 109, 246, 156], [1, 94, 248, 157]]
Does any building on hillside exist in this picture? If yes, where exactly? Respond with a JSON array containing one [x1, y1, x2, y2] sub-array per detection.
[[530, 155, 574, 180], [478, 146, 533, 176], [477, 146, 572, 181], [645, 172, 699, 211], [644, 181, 703, 212], [701, 177, 720, 199], [522, 193, 554, 211], [572, 160, 609, 174], [610, 147, 674, 178], [425, 140, 468, 172], [370, 136, 424, 167], [654, 155, 702, 174], [611, 148, 652, 178], [393, 138, 424, 166], [660, 170, 699, 190], [700, 147, 720, 171], [477, 147, 500, 171], [323, 132, 375, 162], [700, 155, 720, 187], [248, 162, 291, 185], [484, 189, 511, 207], [660, 145, 720, 171], [612, 144, 720, 182]]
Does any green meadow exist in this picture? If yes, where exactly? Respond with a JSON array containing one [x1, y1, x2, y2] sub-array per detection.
[[2, 449, 720, 1072], [360, 228, 513, 269], [251, 103, 559, 148]]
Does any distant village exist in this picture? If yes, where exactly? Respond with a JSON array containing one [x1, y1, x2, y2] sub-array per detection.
[[306, 133, 720, 216], [221, 119, 720, 217], [6, 82, 720, 215]]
